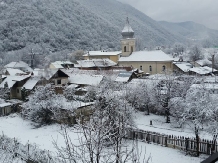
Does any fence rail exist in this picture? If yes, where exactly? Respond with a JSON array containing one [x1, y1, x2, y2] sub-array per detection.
[[126, 128, 218, 155]]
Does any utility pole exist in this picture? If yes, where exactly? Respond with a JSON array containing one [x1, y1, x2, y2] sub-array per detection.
[[212, 51, 216, 73]]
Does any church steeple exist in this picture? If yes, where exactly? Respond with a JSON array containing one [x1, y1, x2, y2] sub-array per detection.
[[122, 17, 134, 39], [121, 17, 136, 57]]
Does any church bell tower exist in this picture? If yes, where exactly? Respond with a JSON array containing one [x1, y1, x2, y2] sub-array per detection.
[[121, 17, 136, 57]]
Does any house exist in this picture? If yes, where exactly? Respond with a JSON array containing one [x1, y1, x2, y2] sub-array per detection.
[[75, 58, 117, 70], [4, 61, 33, 73], [119, 50, 174, 75], [49, 61, 74, 69], [33, 69, 69, 94], [83, 51, 122, 63], [118, 18, 174, 75], [33, 69, 69, 86], [0, 75, 31, 100]]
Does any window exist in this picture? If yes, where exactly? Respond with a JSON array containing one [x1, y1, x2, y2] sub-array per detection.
[[149, 65, 152, 71], [131, 46, 133, 52], [140, 65, 142, 70], [162, 65, 166, 71], [124, 46, 127, 52], [57, 79, 61, 85], [17, 89, 19, 93]]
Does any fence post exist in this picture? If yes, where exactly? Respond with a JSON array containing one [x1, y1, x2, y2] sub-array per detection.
[[165, 136, 168, 147], [185, 138, 189, 155]]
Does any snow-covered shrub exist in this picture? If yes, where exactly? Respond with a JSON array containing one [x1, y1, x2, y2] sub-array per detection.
[[63, 85, 76, 101], [22, 84, 66, 126], [0, 134, 61, 163], [84, 86, 97, 102]]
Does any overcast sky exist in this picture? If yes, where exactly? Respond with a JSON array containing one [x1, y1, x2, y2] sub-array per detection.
[[118, 0, 218, 30]]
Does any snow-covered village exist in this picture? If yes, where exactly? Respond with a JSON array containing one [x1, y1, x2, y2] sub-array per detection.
[[1, 0, 218, 163]]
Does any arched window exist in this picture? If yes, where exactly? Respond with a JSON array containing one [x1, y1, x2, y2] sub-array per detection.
[[162, 65, 166, 71], [149, 65, 152, 71], [131, 46, 133, 52], [124, 46, 127, 52]]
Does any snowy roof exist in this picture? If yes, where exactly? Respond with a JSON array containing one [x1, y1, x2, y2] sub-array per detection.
[[0, 75, 30, 88], [119, 50, 174, 62], [33, 69, 68, 80], [189, 66, 217, 75], [53, 61, 73, 65], [4, 61, 33, 72], [50, 61, 73, 69], [173, 62, 193, 72], [128, 78, 160, 88], [22, 77, 41, 90], [122, 23, 134, 33], [75, 59, 117, 68], [0, 103, 11, 107], [66, 84, 79, 89], [83, 51, 121, 56], [195, 59, 211, 66], [51, 63, 64, 69], [122, 17, 134, 33], [115, 71, 133, 82], [68, 73, 104, 86], [5, 68, 27, 76]]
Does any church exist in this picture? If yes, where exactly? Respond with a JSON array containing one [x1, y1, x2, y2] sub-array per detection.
[[83, 18, 174, 75]]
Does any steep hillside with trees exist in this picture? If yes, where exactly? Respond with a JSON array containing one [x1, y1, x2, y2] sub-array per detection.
[[0, 0, 186, 57]]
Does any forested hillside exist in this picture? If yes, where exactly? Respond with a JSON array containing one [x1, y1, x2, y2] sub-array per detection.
[[0, 0, 186, 56], [159, 21, 218, 47]]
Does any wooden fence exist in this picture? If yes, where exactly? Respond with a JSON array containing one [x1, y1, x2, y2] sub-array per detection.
[[126, 128, 218, 155]]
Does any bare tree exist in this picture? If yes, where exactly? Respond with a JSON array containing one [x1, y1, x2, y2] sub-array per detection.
[[173, 43, 185, 57], [189, 45, 204, 62], [70, 50, 84, 61], [53, 81, 151, 163]]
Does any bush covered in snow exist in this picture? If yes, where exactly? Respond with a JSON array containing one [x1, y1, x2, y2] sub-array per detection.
[[22, 84, 68, 125]]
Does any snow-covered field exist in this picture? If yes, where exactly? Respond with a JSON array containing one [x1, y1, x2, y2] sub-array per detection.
[[134, 111, 213, 140], [0, 113, 208, 163]]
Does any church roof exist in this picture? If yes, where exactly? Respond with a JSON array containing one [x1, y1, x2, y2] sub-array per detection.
[[83, 51, 121, 56], [75, 59, 117, 68], [119, 50, 174, 62], [121, 17, 134, 38]]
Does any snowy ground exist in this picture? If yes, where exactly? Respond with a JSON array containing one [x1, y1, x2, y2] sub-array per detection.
[[133, 111, 213, 140], [0, 113, 208, 163]]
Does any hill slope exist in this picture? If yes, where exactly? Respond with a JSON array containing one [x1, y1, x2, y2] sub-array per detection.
[[0, 0, 186, 54], [159, 21, 218, 47]]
